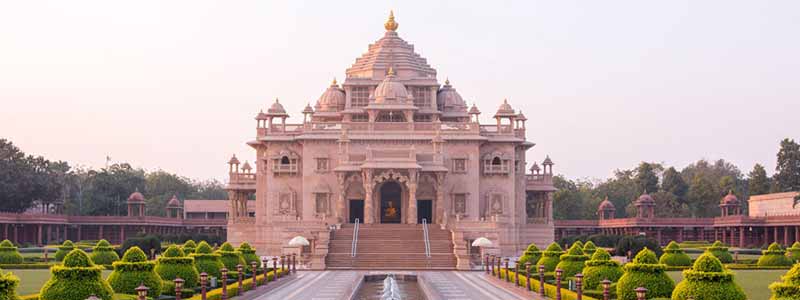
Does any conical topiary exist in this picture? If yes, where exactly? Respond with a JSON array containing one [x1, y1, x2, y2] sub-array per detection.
[[89, 239, 119, 265], [616, 247, 675, 300], [556, 243, 590, 278], [788, 242, 800, 262], [572, 240, 585, 250], [107, 246, 162, 297], [582, 241, 598, 257], [517, 243, 541, 269], [54, 240, 75, 262], [182, 240, 197, 254], [659, 241, 692, 267], [705, 241, 733, 263], [671, 252, 746, 300], [0, 266, 21, 300], [769, 261, 800, 300], [190, 241, 224, 278], [758, 243, 794, 267], [583, 248, 623, 290], [156, 245, 199, 295], [39, 249, 114, 300], [217, 242, 246, 271], [238, 242, 260, 272], [536, 242, 564, 272], [0, 240, 23, 264]]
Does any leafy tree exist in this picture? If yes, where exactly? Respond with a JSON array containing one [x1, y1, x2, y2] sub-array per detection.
[[144, 171, 194, 217], [719, 175, 736, 196], [634, 162, 661, 194], [552, 176, 595, 220], [662, 167, 688, 199], [0, 139, 69, 213], [687, 174, 718, 217], [748, 163, 771, 196], [775, 138, 800, 192], [593, 169, 640, 218], [81, 164, 146, 216], [652, 190, 690, 217]]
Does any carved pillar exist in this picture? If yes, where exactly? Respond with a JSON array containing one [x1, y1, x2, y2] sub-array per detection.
[[435, 172, 446, 225], [362, 170, 374, 224], [227, 190, 237, 221], [408, 170, 418, 224], [337, 173, 347, 223]]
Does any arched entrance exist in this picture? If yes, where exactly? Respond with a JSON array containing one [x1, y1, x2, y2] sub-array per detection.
[[379, 181, 402, 223]]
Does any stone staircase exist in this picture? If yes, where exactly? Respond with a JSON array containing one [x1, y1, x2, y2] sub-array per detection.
[[326, 223, 457, 270]]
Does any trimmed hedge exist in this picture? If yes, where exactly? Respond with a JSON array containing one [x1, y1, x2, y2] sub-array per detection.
[[582, 241, 597, 257], [758, 243, 794, 267], [616, 248, 674, 300], [155, 245, 199, 295], [788, 242, 800, 262], [705, 241, 733, 264], [186, 267, 289, 300], [89, 239, 119, 266], [536, 242, 564, 272], [517, 243, 541, 267], [671, 252, 746, 300], [555, 243, 589, 278], [237, 243, 259, 272], [190, 241, 224, 279], [39, 249, 114, 300], [107, 247, 162, 298], [0, 267, 21, 300], [493, 267, 600, 300], [0, 264, 54, 270], [216, 242, 245, 271], [583, 248, 622, 290], [770, 261, 800, 300], [53, 240, 75, 262], [659, 241, 692, 267], [0, 241, 23, 265], [182, 240, 197, 255], [616, 235, 662, 258]]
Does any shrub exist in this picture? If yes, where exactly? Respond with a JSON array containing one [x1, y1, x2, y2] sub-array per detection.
[[53, 240, 75, 262], [185, 268, 289, 300], [556, 243, 589, 278], [704, 241, 733, 263], [89, 239, 119, 266], [615, 235, 662, 258], [107, 246, 163, 298], [518, 243, 541, 268], [671, 252, 746, 300], [182, 240, 197, 254], [583, 241, 597, 257], [769, 261, 800, 300], [156, 245, 199, 295], [0, 240, 23, 264], [659, 241, 692, 267], [216, 242, 246, 271], [616, 248, 674, 300], [39, 249, 114, 300], [583, 248, 623, 290], [237, 243, 259, 272], [190, 241, 224, 279], [571, 240, 584, 250], [0, 267, 21, 300], [119, 235, 160, 259], [758, 243, 794, 267], [536, 242, 564, 272]]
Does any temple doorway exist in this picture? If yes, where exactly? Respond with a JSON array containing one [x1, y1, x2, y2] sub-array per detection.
[[379, 181, 402, 223], [349, 199, 364, 223], [417, 199, 433, 224]]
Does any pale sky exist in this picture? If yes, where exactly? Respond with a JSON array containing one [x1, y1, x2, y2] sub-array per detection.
[[1, 1, 798, 182]]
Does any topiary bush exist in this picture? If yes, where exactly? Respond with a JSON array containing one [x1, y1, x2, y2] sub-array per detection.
[[615, 235, 662, 258], [182, 240, 197, 254], [536, 242, 564, 272], [89, 239, 119, 266], [39, 249, 114, 300], [788, 242, 800, 262], [660, 241, 692, 267], [705, 241, 733, 263], [770, 261, 800, 300], [0, 240, 23, 264], [216, 242, 246, 271], [758, 243, 794, 267], [583, 248, 623, 290], [107, 246, 162, 298], [517, 243, 541, 269], [155, 245, 199, 295], [54, 240, 75, 262], [582, 241, 597, 257], [119, 235, 160, 259], [190, 241, 224, 279], [671, 252, 746, 300], [616, 247, 674, 300], [0, 267, 21, 300], [571, 240, 584, 250], [556, 243, 589, 278], [238, 242, 259, 272]]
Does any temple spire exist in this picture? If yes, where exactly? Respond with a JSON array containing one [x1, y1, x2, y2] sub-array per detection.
[[385, 10, 399, 32]]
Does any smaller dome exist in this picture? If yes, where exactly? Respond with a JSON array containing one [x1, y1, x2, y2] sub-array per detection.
[[228, 154, 240, 165], [468, 103, 481, 115], [302, 103, 314, 114], [598, 197, 616, 211], [372, 67, 410, 103], [242, 161, 252, 171], [530, 162, 540, 172], [255, 109, 268, 120], [127, 190, 145, 203], [516, 110, 528, 121], [542, 155, 554, 166], [267, 98, 288, 116], [494, 99, 516, 117], [316, 79, 345, 112], [721, 191, 739, 205], [167, 195, 181, 208], [437, 79, 467, 112], [635, 193, 655, 205]]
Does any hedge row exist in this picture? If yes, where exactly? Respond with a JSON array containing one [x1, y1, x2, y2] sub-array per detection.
[[186, 268, 289, 300], [493, 267, 599, 300]]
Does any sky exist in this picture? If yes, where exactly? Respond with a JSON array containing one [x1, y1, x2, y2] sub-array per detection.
[[1, 0, 798, 182]]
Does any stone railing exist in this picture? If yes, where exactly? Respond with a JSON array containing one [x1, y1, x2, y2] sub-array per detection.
[[229, 172, 256, 185], [256, 120, 520, 138]]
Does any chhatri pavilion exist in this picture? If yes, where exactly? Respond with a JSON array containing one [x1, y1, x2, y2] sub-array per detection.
[[225, 12, 555, 270]]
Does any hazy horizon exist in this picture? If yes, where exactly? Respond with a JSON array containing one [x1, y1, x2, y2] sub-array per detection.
[[1, 1, 798, 182]]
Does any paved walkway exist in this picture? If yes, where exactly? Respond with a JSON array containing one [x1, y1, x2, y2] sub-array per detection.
[[420, 272, 531, 300], [251, 271, 362, 300]]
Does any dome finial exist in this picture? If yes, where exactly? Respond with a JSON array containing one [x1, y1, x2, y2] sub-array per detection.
[[387, 66, 395, 76], [332, 77, 337, 85], [445, 77, 450, 85], [385, 10, 399, 32]]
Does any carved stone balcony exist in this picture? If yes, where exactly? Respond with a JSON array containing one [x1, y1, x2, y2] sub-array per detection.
[[525, 173, 556, 192], [227, 172, 256, 191]]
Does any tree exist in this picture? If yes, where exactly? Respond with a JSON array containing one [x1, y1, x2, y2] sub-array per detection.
[[687, 174, 718, 217], [594, 169, 640, 218], [652, 190, 690, 217], [748, 164, 771, 195], [775, 138, 800, 192], [719, 175, 736, 196], [552, 176, 595, 220], [634, 162, 661, 194], [0, 139, 69, 213], [662, 167, 688, 199], [81, 164, 146, 216], [144, 171, 194, 217]]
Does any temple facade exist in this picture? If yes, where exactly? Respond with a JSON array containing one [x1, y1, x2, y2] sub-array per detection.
[[225, 12, 556, 269]]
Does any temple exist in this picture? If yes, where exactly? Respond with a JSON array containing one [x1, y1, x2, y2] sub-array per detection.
[[225, 11, 556, 269]]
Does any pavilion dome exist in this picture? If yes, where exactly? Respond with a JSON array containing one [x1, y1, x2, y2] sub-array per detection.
[[494, 99, 516, 117], [167, 195, 181, 208], [127, 190, 145, 203], [372, 68, 410, 104], [635, 193, 655, 206], [315, 79, 345, 111], [721, 191, 739, 205], [437, 79, 467, 113], [598, 197, 616, 211], [468, 103, 481, 115], [267, 98, 288, 116]]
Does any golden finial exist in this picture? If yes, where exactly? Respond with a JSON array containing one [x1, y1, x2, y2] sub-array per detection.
[[387, 66, 395, 76], [332, 77, 337, 85], [445, 77, 450, 85], [385, 10, 399, 31]]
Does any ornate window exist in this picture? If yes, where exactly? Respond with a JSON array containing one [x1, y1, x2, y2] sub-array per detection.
[[271, 150, 300, 174], [315, 158, 329, 173], [452, 158, 468, 173], [274, 187, 297, 216], [315, 193, 329, 216], [351, 87, 370, 107], [483, 151, 511, 175], [410, 86, 431, 108], [351, 114, 369, 122]]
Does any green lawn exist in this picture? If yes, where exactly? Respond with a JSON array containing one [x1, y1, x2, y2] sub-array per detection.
[[667, 269, 784, 300], [7, 269, 112, 296]]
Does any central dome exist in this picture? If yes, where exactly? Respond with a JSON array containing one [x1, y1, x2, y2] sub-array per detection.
[[372, 68, 411, 104]]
